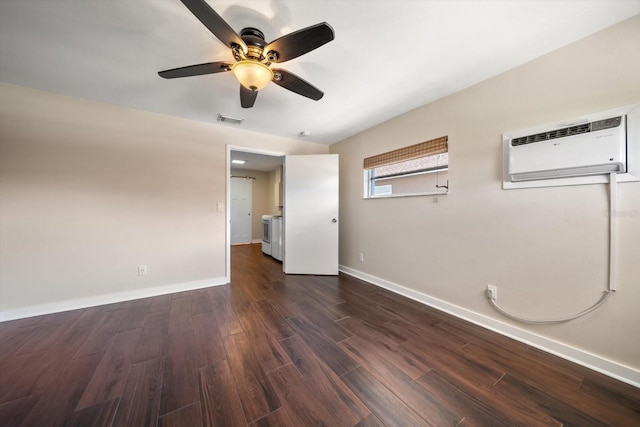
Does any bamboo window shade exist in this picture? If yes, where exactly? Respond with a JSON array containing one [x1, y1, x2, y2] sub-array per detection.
[[363, 136, 448, 170]]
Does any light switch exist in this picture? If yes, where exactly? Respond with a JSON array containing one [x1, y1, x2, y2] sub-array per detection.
[[217, 202, 224, 212]]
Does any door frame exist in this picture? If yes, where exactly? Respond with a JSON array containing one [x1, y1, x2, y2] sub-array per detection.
[[226, 145, 285, 282]]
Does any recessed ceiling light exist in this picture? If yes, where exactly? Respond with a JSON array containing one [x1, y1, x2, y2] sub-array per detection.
[[232, 159, 246, 164], [299, 131, 311, 137]]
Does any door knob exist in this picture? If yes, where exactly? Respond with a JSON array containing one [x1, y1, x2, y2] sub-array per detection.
[[332, 218, 337, 223]]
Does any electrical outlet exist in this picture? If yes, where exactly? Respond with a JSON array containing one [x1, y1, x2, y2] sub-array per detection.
[[487, 285, 497, 300], [138, 265, 147, 276], [358, 253, 364, 262]]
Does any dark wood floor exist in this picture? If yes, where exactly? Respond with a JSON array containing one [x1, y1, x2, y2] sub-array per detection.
[[1, 244, 638, 426]]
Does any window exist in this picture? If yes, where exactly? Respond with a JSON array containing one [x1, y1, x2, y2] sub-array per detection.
[[364, 136, 448, 198]]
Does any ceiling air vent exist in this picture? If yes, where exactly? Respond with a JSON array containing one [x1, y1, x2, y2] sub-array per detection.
[[217, 114, 243, 125], [511, 116, 621, 147]]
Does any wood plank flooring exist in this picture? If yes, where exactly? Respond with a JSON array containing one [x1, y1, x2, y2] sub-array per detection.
[[1, 243, 638, 426]]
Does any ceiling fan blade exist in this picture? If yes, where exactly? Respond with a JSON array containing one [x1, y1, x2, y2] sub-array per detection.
[[240, 85, 258, 108], [271, 69, 324, 101], [180, 0, 247, 51], [265, 23, 334, 63], [158, 61, 232, 79]]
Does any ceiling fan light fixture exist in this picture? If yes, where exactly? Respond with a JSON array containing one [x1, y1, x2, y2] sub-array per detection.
[[232, 60, 273, 91]]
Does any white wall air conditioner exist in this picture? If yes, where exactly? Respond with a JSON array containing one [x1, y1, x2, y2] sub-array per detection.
[[503, 103, 640, 189]]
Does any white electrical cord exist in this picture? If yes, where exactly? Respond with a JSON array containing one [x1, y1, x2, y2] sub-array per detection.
[[489, 290, 612, 324], [489, 172, 617, 324], [609, 170, 617, 291]]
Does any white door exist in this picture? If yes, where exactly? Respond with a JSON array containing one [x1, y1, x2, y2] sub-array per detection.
[[284, 154, 339, 275], [230, 177, 252, 244]]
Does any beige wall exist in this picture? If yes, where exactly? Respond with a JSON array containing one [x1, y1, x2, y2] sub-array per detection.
[[330, 16, 640, 371], [268, 166, 284, 214], [0, 83, 327, 316]]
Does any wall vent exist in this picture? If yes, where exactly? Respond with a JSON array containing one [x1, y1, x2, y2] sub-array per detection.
[[217, 114, 244, 125]]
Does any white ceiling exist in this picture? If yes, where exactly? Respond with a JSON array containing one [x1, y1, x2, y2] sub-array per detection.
[[1, 1, 638, 145]]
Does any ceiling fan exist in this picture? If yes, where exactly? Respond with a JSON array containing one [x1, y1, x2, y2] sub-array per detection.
[[159, 0, 335, 108]]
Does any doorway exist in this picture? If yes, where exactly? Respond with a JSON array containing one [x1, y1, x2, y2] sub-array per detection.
[[227, 146, 285, 280], [226, 147, 340, 281]]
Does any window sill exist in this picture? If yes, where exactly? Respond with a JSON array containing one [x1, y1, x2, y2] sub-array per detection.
[[364, 191, 448, 199]]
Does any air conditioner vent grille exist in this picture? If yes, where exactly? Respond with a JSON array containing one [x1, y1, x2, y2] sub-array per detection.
[[511, 116, 621, 147], [217, 113, 244, 125]]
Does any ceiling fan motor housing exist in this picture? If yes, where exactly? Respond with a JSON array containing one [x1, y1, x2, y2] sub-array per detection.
[[240, 27, 266, 45], [237, 27, 272, 62]]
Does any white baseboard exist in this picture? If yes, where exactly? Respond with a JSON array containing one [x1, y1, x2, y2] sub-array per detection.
[[252, 239, 263, 244], [0, 277, 228, 322], [339, 265, 640, 388]]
